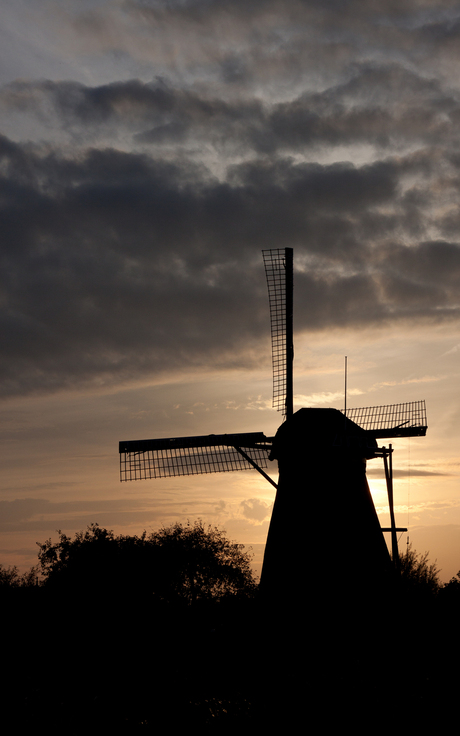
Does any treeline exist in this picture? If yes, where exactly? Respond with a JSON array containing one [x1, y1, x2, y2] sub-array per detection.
[[3, 524, 460, 604], [1, 520, 257, 601], [395, 543, 460, 603], [2, 521, 261, 733], [2, 524, 460, 732]]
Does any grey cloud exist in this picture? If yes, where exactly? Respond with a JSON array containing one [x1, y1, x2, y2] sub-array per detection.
[[418, 15, 460, 44], [220, 54, 251, 85], [2, 132, 460, 397], [136, 120, 189, 144], [128, 1, 459, 24], [16, 2, 456, 111], [377, 241, 460, 316], [124, 1, 460, 68], [262, 64, 458, 152], [3, 2, 460, 401], [1, 78, 187, 146], [3, 64, 459, 156], [3, 66, 460, 152], [382, 240, 460, 285]]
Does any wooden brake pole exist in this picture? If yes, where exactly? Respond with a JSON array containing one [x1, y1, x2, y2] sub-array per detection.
[[383, 445, 399, 567]]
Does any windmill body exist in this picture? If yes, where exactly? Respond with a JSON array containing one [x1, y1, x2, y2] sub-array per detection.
[[119, 249, 428, 599], [259, 408, 392, 606]]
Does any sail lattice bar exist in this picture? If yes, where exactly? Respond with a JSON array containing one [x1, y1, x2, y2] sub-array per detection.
[[119, 432, 272, 482], [344, 400, 427, 438], [262, 248, 293, 417]]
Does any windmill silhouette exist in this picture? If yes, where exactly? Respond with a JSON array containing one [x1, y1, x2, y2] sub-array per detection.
[[119, 248, 427, 597]]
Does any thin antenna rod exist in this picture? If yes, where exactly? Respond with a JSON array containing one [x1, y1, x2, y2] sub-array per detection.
[[285, 248, 294, 420], [344, 356, 348, 418]]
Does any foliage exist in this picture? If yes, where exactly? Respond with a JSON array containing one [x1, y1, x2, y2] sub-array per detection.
[[37, 523, 120, 590], [443, 570, 460, 590], [36, 520, 257, 602], [149, 520, 257, 603], [439, 570, 460, 604], [0, 563, 38, 588], [395, 543, 441, 597]]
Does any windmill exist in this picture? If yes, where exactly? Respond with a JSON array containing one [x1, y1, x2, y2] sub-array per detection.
[[119, 248, 427, 599]]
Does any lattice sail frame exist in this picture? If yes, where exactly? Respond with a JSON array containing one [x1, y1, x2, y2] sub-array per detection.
[[344, 400, 427, 438], [119, 402, 428, 481], [262, 248, 293, 417], [119, 432, 272, 482]]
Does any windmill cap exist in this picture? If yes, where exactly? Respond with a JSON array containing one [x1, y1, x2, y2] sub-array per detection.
[[269, 407, 377, 462]]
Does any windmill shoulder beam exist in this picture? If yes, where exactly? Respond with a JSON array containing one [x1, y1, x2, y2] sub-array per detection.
[[370, 426, 427, 439], [233, 446, 278, 489], [119, 432, 271, 454]]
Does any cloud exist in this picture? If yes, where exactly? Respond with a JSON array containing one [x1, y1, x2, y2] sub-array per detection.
[[2, 62, 459, 157], [2, 129, 460, 397], [240, 497, 272, 522], [367, 467, 451, 479], [2, 3, 460, 399], [295, 389, 363, 407], [443, 343, 460, 356], [0, 495, 211, 534]]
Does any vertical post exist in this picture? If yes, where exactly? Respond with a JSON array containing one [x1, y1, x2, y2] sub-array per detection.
[[383, 445, 399, 568], [285, 247, 294, 419]]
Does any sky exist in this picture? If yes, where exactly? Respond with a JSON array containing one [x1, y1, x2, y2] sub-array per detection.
[[2, 0, 460, 582]]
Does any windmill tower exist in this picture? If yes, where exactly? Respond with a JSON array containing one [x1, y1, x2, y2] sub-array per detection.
[[119, 248, 427, 600]]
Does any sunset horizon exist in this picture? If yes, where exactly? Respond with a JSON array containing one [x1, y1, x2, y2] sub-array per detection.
[[2, 0, 460, 585]]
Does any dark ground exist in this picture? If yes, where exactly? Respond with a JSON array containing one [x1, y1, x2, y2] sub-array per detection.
[[2, 587, 459, 733]]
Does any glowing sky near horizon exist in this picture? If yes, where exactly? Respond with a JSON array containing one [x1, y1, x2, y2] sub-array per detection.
[[2, 0, 460, 582]]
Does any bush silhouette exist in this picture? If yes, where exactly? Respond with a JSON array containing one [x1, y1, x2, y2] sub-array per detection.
[[37, 520, 257, 603]]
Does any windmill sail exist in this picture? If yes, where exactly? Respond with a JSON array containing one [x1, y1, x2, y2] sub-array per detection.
[[262, 248, 293, 419], [344, 400, 427, 438], [119, 432, 272, 482]]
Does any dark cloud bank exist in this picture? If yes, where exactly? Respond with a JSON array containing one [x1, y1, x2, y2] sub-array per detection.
[[2, 1, 460, 398]]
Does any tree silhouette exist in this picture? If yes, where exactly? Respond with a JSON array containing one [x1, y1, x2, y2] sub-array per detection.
[[36, 520, 257, 603], [149, 520, 257, 603], [37, 523, 123, 593], [438, 570, 460, 607], [394, 542, 441, 599], [0, 564, 37, 588]]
